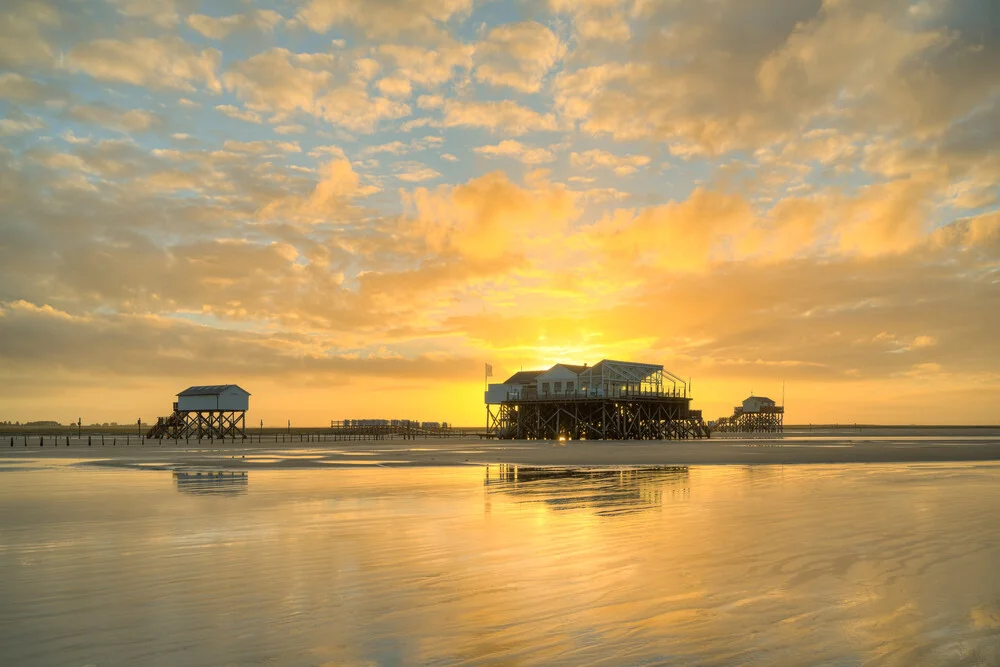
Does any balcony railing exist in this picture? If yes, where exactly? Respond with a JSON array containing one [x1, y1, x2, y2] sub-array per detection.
[[499, 387, 690, 402]]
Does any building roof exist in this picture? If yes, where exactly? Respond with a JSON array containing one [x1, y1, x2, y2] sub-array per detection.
[[584, 359, 664, 382], [178, 384, 250, 397], [503, 370, 546, 385], [554, 363, 589, 374], [589, 359, 664, 372], [744, 395, 775, 403]]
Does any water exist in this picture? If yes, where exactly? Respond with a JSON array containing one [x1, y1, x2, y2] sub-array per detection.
[[1, 460, 1000, 665]]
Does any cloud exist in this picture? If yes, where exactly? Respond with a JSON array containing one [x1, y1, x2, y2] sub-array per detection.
[[65, 104, 164, 133], [0, 73, 67, 105], [756, 1, 947, 125], [377, 76, 412, 97], [475, 140, 555, 164], [222, 140, 302, 154], [573, 12, 630, 42], [67, 36, 222, 93], [587, 188, 756, 271], [551, 0, 996, 159], [308, 144, 348, 160], [361, 136, 442, 156], [931, 211, 1000, 252], [0, 300, 476, 386], [187, 10, 284, 39], [403, 170, 577, 263], [259, 158, 368, 224], [0, 111, 45, 136], [273, 123, 306, 135], [831, 177, 933, 256], [474, 21, 565, 93], [106, 0, 188, 28], [570, 148, 650, 175], [223, 48, 410, 132], [215, 104, 263, 123], [417, 94, 445, 109], [378, 41, 474, 92], [394, 161, 441, 182], [0, 1, 59, 69], [441, 99, 558, 135], [294, 0, 472, 38]]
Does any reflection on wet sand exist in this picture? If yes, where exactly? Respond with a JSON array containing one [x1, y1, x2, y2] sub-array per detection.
[[174, 471, 248, 495], [4, 463, 1000, 665], [484, 464, 689, 516]]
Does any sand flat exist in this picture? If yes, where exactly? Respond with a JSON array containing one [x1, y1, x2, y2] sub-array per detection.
[[4, 429, 1000, 469]]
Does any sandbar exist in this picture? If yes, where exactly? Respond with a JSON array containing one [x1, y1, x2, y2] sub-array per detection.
[[3, 429, 1000, 470]]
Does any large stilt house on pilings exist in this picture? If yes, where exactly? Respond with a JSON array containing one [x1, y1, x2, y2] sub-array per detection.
[[485, 359, 708, 440]]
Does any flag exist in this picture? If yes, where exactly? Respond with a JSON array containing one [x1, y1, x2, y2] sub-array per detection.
[[485, 362, 493, 378]]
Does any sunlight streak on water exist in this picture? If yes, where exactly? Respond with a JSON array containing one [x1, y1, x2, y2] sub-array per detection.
[[1, 462, 1000, 665]]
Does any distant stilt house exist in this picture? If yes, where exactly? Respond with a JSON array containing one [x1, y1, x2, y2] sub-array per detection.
[[485, 359, 708, 440], [147, 385, 250, 440], [714, 395, 784, 433]]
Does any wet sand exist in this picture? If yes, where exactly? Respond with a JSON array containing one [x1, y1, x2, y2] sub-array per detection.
[[4, 431, 1000, 469]]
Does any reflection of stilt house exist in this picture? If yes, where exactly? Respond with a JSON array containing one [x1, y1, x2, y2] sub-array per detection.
[[484, 464, 689, 514], [174, 471, 249, 495], [714, 395, 784, 433], [147, 385, 250, 439], [485, 360, 709, 440]]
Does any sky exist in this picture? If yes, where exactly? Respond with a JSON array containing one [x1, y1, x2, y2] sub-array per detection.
[[1, 0, 998, 426]]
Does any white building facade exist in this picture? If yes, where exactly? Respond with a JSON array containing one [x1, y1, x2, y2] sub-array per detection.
[[177, 385, 251, 412]]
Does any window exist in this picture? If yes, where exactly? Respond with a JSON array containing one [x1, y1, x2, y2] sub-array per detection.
[[566, 381, 574, 393], [554, 381, 562, 393], [542, 382, 550, 394]]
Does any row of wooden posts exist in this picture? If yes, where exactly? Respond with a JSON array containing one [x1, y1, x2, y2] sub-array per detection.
[[10, 434, 134, 447], [8, 431, 438, 447]]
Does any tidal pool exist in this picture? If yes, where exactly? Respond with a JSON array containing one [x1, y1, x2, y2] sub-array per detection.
[[1, 460, 999, 665]]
